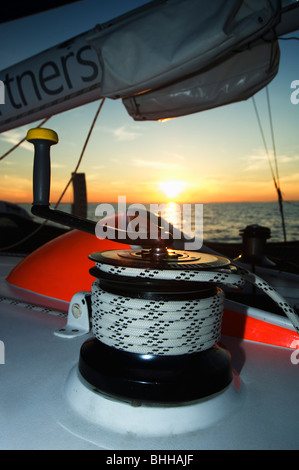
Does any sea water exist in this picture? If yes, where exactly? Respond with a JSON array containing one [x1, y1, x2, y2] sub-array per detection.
[[89, 200, 299, 243], [20, 201, 298, 244]]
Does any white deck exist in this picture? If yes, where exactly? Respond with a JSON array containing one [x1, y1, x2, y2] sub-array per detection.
[[0, 255, 298, 450]]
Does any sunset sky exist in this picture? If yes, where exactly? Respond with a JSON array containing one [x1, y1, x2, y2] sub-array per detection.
[[0, 0, 299, 205]]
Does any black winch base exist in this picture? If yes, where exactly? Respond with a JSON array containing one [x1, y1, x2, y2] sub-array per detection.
[[79, 338, 232, 405]]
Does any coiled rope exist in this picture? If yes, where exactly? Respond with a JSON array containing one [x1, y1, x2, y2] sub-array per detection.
[[91, 262, 299, 356]]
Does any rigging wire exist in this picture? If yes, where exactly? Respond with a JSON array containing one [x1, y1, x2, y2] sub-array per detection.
[[265, 87, 287, 242], [0, 98, 106, 252], [0, 116, 52, 161], [251, 88, 287, 242], [278, 36, 299, 41], [252, 96, 277, 184], [53, 98, 105, 210], [266, 87, 280, 190]]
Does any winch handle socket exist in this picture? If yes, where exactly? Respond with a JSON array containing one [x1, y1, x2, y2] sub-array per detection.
[[26, 128, 58, 206]]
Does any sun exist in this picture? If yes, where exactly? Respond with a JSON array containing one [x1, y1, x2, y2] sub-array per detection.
[[158, 181, 185, 199]]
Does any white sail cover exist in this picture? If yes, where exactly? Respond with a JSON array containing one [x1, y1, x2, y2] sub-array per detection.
[[123, 39, 280, 120], [0, 0, 283, 130], [88, 0, 281, 100]]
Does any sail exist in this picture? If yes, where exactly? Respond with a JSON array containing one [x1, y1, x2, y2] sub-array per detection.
[[0, 30, 103, 132], [0, 0, 299, 132], [89, 0, 280, 98], [123, 39, 280, 121]]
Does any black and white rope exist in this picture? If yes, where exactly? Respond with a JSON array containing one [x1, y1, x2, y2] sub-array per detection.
[[91, 282, 224, 355], [91, 262, 299, 356], [96, 264, 244, 288]]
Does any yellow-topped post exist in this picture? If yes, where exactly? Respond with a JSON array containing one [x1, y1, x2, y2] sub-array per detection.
[[26, 128, 59, 144], [26, 128, 59, 206]]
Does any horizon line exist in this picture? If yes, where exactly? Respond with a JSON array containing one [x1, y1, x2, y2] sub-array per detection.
[[11, 199, 299, 205]]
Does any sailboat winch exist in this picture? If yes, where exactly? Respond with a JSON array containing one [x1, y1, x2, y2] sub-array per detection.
[[11, 126, 296, 436], [1, 0, 299, 449]]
